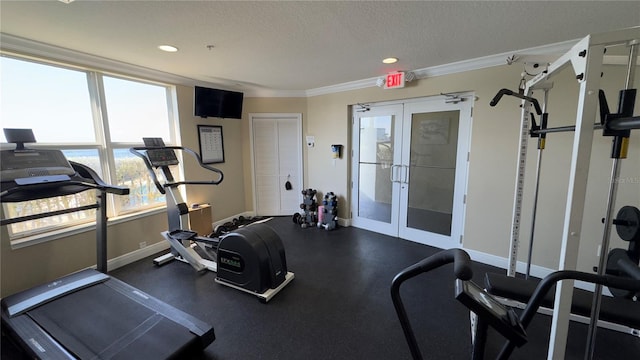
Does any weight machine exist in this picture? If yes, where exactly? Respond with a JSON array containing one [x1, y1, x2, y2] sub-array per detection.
[[490, 26, 640, 359]]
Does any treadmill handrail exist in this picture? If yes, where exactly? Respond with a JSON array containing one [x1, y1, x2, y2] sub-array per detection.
[[70, 161, 129, 195], [1, 160, 130, 273], [0, 161, 129, 202], [130, 145, 224, 194]]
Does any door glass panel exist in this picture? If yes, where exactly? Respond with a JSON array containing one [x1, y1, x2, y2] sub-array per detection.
[[358, 115, 394, 223], [406, 111, 459, 235]]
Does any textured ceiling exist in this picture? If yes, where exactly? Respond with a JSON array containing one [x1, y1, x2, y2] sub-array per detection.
[[1, 1, 639, 95]]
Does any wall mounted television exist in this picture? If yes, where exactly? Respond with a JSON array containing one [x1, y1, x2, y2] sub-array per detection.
[[194, 86, 244, 119]]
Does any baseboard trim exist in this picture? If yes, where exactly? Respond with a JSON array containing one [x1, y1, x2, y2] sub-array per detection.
[[107, 241, 170, 271], [106, 215, 609, 296], [105, 211, 255, 271], [464, 248, 552, 278]]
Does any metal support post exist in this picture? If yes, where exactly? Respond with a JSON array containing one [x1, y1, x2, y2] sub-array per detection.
[[584, 41, 638, 360], [526, 88, 551, 278], [547, 39, 605, 360], [507, 92, 534, 277], [96, 190, 108, 273]]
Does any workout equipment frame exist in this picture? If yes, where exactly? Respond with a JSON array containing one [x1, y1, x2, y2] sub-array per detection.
[[130, 141, 224, 272], [505, 27, 640, 359], [1, 134, 216, 359], [390, 248, 640, 360], [130, 141, 294, 302]]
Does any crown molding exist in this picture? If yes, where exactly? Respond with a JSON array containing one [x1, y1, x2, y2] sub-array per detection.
[[3, 33, 632, 99], [306, 38, 580, 97], [0, 33, 205, 87], [243, 88, 307, 98], [305, 77, 379, 97]]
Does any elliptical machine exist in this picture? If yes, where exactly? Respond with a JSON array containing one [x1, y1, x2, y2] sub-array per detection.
[[130, 138, 294, 302]]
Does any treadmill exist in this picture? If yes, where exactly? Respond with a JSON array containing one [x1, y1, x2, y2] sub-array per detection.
[[1, 129, 215, 359]]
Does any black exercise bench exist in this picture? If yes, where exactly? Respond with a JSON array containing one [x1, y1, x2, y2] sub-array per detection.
[[484, 272, 640, 330]]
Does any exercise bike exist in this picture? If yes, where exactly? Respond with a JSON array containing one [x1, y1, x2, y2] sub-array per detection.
[[130, 138, 294, 302], [391, 248, 640, 359]]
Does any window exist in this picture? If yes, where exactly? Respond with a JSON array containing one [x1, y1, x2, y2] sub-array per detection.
[[0, 57, 95, 143], [1, 55, 178, 241], [113, 148, 166, 212]]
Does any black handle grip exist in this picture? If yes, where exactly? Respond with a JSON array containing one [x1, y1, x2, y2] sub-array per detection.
[[490, 88, 543, 115], [129, 145, 224, 193], [490, 88, 515, 107], [70, 161, 130, 195], [392, 248, 473, 286], [129, 147, 166, 194]]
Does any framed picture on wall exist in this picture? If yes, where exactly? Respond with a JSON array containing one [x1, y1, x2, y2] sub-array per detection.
[[198, 125, 225, 164]]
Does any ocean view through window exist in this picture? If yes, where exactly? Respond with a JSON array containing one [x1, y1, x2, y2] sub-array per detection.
[[1, 55, 177, 241]]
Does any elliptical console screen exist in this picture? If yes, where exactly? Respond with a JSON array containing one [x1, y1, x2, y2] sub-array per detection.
[[143, 137, 179, 167]]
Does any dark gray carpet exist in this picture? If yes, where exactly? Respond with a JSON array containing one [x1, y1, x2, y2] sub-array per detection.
[[2, 216, 638, 359]]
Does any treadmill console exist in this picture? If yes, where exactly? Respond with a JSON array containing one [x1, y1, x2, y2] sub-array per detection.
[[143, 137, 179, 167], [1, 128, 75, 183], [0, 149, 75, 183], [455, 279, 527, 347]]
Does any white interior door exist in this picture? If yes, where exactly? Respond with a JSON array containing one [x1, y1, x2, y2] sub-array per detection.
[[251, 113, 302, 216], [398, 98, 472, 248], [351, 95, 472, 248], [351, 104, 403, 236]]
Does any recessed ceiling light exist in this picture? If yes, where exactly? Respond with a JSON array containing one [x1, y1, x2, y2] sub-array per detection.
[[382, 57, 398, 64], [158, 45, 179, 52], [58, 0, 75, 3]]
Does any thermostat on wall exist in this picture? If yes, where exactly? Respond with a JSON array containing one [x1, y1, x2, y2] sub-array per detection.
[[306, 136, 315, 148]]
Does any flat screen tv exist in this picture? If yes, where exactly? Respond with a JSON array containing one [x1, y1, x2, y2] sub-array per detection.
[[194, 86, 243, 119]]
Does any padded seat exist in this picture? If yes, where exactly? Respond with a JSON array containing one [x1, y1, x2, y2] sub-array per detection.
[[484, 272, 640, 329]]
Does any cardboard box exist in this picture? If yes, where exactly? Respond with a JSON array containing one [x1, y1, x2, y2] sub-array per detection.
[[189, 204, 212, 236]]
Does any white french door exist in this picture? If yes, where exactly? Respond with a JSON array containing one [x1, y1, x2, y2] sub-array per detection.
[[351, 104, 404, 236], [250, 113, 303, 216], [351, 95, 473, 248]]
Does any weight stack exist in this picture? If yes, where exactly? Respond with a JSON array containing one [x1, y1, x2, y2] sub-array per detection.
[[216, 223, 288, 294]]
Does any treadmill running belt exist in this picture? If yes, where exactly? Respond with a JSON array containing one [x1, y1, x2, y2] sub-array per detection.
[[27, 283, 198, 359]]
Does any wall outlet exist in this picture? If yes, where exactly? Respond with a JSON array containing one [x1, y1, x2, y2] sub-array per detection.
[[139, 241, 147, 249]]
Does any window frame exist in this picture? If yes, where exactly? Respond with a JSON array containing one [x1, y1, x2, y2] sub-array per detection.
[[0, 53, 181, 243]]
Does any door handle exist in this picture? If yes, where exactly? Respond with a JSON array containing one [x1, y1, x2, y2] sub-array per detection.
[[390, 164, 400, 183], [402, 165, 410, 184]]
